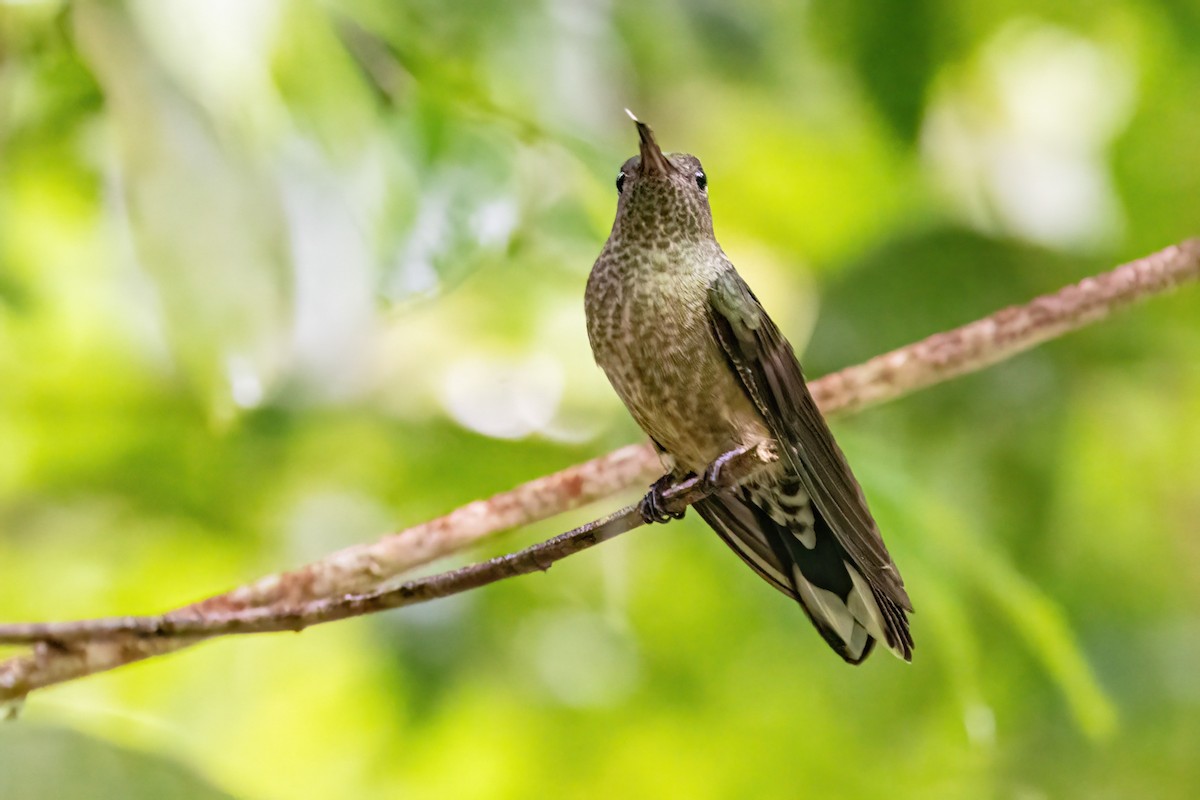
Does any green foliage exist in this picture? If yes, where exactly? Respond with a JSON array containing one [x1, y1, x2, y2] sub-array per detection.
[[0, 726, 236, 800], [2, 1, 1199, 798]]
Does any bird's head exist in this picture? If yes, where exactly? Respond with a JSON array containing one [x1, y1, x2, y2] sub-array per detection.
[[610, 111, 715, 245]]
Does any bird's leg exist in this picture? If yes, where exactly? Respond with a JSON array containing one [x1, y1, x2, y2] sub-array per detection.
[[638, 473, 688, 525], [700, 444, 754, 494]]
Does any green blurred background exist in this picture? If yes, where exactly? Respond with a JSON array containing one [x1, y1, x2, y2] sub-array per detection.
[[2, 1, 1199, 798]]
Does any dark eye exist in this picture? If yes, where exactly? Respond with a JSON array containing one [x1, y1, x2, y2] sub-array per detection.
[[616, 171, 626, 194], [694, 170, 707, 191]]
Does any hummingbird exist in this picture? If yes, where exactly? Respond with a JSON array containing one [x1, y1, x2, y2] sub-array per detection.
[[585, 113, 913, 663]]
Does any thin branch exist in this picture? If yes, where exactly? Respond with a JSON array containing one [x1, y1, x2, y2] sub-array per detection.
[[0, 442, 664, 701], [2, 238, 1198, 702], [810, 238, 1200, 414], [0, 447, 768, 644]]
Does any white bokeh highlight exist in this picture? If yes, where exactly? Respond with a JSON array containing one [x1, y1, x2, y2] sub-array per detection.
[[922, 22, 1137, 251]]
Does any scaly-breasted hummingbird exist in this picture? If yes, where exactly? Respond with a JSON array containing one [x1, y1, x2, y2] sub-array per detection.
[[585, 113, 913, 662]]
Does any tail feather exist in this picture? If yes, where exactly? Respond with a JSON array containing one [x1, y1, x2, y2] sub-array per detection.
[[694, 481, 912, 664]]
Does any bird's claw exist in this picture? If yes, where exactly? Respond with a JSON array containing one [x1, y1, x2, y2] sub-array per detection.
[[700, 445, 749, 493], [639, 474, 686, 524], [700, 461, 724, 494]]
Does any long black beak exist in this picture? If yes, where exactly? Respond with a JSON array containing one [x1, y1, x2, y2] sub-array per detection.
[[626, 109, 671, 177]]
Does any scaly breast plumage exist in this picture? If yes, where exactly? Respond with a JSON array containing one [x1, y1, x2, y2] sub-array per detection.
[[588, 260, 762, 470]]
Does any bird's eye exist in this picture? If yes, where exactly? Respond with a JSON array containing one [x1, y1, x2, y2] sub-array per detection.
[[695, 170, 707, 191], [616, 171, 626, 194]]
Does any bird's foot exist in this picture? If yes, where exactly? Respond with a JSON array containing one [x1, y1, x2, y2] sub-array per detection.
[[639, 474, 686, 525], [700, 445, 752, 494]]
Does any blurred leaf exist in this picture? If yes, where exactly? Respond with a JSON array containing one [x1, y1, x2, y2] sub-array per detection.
[[967, 543, 1120, 741], [0, 725, 237, 800], [871, 468, 1119, 741], [812, 0, 941, 142]]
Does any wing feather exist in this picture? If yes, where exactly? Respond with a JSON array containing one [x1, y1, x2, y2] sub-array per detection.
[[707, 269, 912, 612]]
